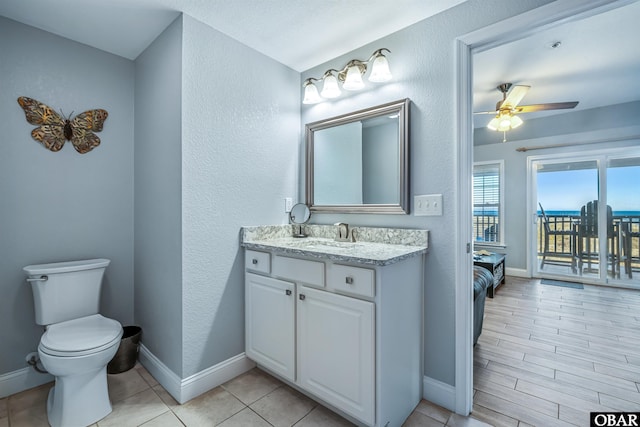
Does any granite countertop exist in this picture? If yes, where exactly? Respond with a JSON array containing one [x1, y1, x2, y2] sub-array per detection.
[[240, 225, 428, 266]]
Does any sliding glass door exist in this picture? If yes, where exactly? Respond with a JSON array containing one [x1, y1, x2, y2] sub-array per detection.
[[531, 150, 640, 287], [607, 156, 640, 283]]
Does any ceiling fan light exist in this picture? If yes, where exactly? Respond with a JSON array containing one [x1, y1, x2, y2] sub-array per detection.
[[510, 114, 523, 129], [487, 116, 500, 131], [488, 111, 524, 132], [497, 117, 512, 132]]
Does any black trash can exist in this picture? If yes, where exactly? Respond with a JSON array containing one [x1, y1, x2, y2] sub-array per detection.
[[108, 326, 142, 374]]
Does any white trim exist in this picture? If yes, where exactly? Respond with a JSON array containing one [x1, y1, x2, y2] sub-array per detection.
[[0, 366, 54, 398], [138, 344, 255, 404], [454, 36, 474, 416], [423, 375, 456, 411], [454, 0, 632, 417], [505, 267, 528, 278], [138, 344, 183, 401]]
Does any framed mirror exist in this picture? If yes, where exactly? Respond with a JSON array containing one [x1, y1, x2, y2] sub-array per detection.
[[305, 98, 410, 214]]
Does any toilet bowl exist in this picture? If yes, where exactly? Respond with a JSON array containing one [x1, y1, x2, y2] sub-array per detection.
[[38, 314, 122, 427], [24, 259, 122, 427]]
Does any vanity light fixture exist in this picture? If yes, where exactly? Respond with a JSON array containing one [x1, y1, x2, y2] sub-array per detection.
[[302, 48, 392, 104]]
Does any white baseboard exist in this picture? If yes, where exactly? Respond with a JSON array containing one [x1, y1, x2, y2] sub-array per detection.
[[422, 375, 455, 412], [505, 267, 528, 278], [138, 344, 255, 404], [0, 366, 54, 398]]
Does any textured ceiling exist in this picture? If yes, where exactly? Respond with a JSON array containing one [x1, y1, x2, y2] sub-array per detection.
[[473, 1, 640, 128], [1, 0, 638, 125], [0, 0, 466, 71]]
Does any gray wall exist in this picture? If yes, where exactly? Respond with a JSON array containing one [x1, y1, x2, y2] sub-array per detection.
[[134, 13, 301, 379], [1, 10, 298, 385], [474, 102, 640, 271], [300, 0, 553, 387], [0, 17, 134, 374], [179, 15, 300, 377], [134, 17, 184, 376]]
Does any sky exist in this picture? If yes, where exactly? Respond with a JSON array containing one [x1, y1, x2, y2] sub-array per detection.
[[537, 165, 640, 212]]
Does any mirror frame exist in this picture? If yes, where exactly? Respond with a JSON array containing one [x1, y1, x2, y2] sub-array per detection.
[[305, 98, 410, 214]]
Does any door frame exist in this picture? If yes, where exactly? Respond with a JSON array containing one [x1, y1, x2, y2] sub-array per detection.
[[454, 0, 633, 415]]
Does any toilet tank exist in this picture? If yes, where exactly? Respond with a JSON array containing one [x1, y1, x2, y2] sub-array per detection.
[[23, 258, 111, 325]]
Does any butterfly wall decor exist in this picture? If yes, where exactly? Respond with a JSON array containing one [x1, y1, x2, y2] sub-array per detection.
[[17, 96, 108, 154]]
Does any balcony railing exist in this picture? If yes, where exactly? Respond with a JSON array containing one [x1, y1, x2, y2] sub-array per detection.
[[536, 213, 640, 278], [473, 214, 499, 243], [472, 212, 640, 278]]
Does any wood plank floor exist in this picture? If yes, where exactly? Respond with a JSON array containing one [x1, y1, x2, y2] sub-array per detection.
[[472, 276, 640, 426]]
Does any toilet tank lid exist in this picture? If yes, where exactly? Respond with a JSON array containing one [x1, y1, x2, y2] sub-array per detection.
[[23, 258, 111, 276]]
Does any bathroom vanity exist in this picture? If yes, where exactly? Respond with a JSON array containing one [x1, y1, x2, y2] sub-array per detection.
[[240, 225, 428, 427]]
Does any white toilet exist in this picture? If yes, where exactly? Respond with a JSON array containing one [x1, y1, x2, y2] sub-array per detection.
[[23, 258, 123, 427]]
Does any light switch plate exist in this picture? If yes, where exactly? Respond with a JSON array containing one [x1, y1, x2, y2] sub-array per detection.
[[414, 194, 443, 216], [284, 197, 293, 212]]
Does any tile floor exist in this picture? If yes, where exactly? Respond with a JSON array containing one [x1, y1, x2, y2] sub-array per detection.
[[5, 275, 639, 426], [0, 364, 488, 427]]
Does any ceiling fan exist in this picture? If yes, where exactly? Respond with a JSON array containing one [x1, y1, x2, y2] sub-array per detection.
[[475, 83, 579, 141]]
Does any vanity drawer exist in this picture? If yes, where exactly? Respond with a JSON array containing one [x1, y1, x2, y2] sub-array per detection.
[[272, 256, 324, 287], [329, 265, 375, 298], [245, 250, 271, 274]]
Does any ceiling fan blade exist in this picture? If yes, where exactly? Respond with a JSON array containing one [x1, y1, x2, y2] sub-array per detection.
[[500, 85, 530, 109], [514, 101, 579, 113], [473, 110, 498, 115]]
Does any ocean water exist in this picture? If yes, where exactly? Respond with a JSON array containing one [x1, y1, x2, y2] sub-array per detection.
[[542, 210, 640, 217], [474, 209, 640, 217]]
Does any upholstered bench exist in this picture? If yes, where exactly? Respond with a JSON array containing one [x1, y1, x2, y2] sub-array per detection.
[[473, 266, 493, 346]]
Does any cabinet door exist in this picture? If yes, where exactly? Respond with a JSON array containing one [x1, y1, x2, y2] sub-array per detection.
[[245, 273, 295, 381], [297, 286, 375, 425]]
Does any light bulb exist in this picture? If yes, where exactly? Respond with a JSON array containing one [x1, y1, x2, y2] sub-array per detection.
[[343, 65, 365, 91], [302, 81, 322, 104], [368, 53, 392, 82], [510, 115, 523, 129], [488, 112, 524, 131], [321, 73, 341, 98], [497, 116, 512, 132], [487, 116, 500, 131]]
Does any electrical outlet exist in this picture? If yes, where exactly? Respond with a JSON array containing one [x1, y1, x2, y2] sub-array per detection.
[[414, 194, 443, 216], [284, 197, 293, 212]]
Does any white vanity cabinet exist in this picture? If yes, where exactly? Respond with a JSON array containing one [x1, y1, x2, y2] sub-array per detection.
[[244, 247, 424, 427], [245, 273, 295, 381], [297, 285, 375, 425]]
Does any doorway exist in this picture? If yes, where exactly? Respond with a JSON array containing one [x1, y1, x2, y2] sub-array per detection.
[[456, 0, 636, 416]]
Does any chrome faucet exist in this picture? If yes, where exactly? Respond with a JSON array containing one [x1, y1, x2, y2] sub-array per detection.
[[334, 222, 355, 242]]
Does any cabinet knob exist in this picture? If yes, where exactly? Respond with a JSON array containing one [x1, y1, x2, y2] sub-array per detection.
[[299, 294, 306, 301], [252, 259, 258, 265], [285, 289, 292, 296], [345, 276, 354, 285]]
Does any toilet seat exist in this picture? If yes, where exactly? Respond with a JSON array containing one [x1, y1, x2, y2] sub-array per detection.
[[40, 314, 122, 357]]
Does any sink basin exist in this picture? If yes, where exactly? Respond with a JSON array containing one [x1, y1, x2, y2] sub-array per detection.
[[287, 239, 364, 251], [307, 241, 363, 248]]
